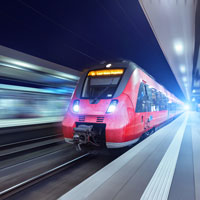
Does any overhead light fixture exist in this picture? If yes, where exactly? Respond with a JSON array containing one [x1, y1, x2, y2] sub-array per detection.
[[106, 63, 112, 68], [174, 41, 184, 55], [192, 98, 195, 102], [180, 65, 186, 73], [184, 104, 190, 111], [182, 77, 187, 82], [0, 62, 30, 71], [192, 89, 196, 93]]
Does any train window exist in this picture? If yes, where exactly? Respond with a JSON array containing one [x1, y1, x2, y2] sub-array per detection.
[[136, 83, 146, 112], [151, 88, 157, 111], [166, 97, 169, 109], [160, 93, 167, 111], [164, 96, 168, 110], [173, 103, 177, 111], [168, 102, 176, 112], [81, 76, 121, 99], [145, 84, 151, 112], [159, 93, 163, 111], [144, 85, 150, 100], [156, 91, 162, 111], [168, 102, 172, 111], [177, 104, 182, 111]]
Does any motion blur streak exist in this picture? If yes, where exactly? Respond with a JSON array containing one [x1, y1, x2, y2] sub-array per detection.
[[0, 84, 74, 121]]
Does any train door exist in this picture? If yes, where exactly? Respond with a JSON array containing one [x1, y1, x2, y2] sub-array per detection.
[[144, 84, 152, 130], [135, 82, 148, 133]]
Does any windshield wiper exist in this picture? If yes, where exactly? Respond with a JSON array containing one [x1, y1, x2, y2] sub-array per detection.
[[91, 85, 111, 104], [91, 78, 115, 104]]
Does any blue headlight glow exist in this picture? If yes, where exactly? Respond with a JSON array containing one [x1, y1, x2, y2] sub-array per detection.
[[73, 100, 80, 112], [106, 100, 118, 113]]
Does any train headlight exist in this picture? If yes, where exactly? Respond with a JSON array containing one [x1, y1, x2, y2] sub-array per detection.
[[107, 100, 118, 113], [73, 100, 80, 112]]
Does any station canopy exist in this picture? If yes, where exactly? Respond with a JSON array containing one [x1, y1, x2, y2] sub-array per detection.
[[0, 45, 80, 88], [139, 0, 200, 103]]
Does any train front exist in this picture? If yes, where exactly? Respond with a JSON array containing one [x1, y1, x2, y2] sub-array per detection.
[[62, 62, 135, 150]]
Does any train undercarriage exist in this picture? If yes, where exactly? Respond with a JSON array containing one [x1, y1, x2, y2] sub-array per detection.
[[73, 123, 106, 151]]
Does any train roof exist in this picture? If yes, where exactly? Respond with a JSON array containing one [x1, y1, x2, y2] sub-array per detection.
[[86, 60, 155, 80], [79, 60, 182, 103]]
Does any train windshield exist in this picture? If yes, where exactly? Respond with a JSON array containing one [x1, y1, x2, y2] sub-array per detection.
[[81, 69, 124, 99]]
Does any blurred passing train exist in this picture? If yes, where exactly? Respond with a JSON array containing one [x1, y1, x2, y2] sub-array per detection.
[[62, 60, 184, 150], [0, 84, 72, 119]]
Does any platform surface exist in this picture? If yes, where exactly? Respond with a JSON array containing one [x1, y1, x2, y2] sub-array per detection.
[[59, 112, 200, 200]]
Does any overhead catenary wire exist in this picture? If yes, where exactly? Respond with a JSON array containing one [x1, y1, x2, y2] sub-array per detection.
[[116, 0, 155, 46], [17, 0, 101, 62], [17, 0, 96, 47]]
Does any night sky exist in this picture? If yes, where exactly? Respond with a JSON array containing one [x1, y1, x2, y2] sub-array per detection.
[[0, 0, 184, 100]]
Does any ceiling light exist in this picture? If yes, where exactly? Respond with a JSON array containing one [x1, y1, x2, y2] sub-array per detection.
[[106, 63, 112, 68], [180, 65, 186, 73], [182, 77, 187, 82], [0, 62, 27, 71], [184, 104, 190, 111], [192, 89, 196, 93], [174, 41, 184, 55], [192, 98, 195, 102]]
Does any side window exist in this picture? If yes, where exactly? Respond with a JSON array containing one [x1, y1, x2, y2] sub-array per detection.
[[168, 101, 172, 111], [151, 88, 157, 111], [174, 103, 177, 111], [163, 95, 168, 110], [166, 97, 169, 110], [145, 84, 152, 112], [160, 93, 166, 111], [156, 91, 161, 111], [136, 83, 146, 113], [169, 102, 176, 112], [160, 93, 164, 110], [177, 104, 181, 111]]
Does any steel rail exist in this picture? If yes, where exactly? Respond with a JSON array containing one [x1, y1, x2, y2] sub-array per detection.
[[0, 153, 90, 197], [0, 134, 63, 149]]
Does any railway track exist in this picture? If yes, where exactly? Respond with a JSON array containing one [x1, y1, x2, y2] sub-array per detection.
[[0, 144, 129, 200], [0, 133, 63, 149], [0, 134, 72, 171], [0, 134, 64, 159], [0, 153, 90, 199], [0, 122, 61, 146], [0, 117, 178, 199]]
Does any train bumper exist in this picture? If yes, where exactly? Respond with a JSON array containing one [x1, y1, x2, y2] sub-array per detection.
[[63, 111, 137, 148]]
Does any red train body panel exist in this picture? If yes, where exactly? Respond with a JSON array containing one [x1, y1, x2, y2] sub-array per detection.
[[62, 61, 183, 149]]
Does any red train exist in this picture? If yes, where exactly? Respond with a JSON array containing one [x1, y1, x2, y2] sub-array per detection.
[[62, 60, 183, 150]]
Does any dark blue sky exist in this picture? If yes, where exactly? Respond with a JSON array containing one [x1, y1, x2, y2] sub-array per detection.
[[0, 0, 184, 100]]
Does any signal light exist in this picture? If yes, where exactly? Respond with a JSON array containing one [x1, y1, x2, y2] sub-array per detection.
[[73, 100, 80, 112], [106, 100, 118, 113]]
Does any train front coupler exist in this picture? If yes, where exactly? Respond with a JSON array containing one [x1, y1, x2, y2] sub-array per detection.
[[73, 125, 94, 151]]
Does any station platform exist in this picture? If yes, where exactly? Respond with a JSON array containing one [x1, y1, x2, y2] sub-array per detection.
[[59, 112, 200, 200]]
